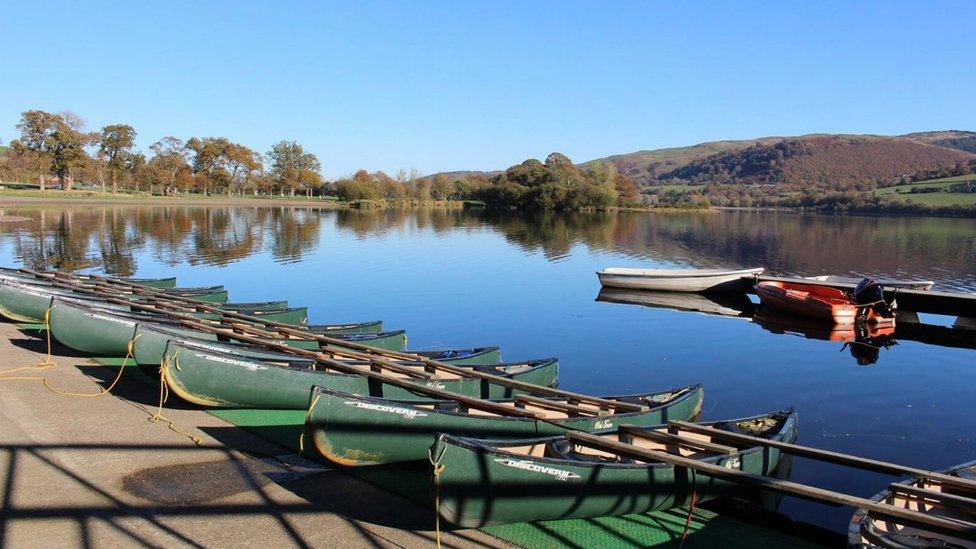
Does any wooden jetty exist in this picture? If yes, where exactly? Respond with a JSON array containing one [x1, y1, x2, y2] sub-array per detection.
[[755, 275, 976, 317]]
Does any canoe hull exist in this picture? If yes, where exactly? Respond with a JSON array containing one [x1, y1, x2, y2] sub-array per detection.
[[306, 385, 704, 466], [414, 347, 501, 366], [597, 267, 764, 292], [0, 282, 129, 323], [50, 300, 142, 356], [433, 413, 797, 527], [307, 321, 383, 335], [239, 306, 308, 325], [122, 277, 177, 289]]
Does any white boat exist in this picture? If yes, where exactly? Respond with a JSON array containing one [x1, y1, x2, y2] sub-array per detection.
[[596, 287, 755, 318], [804, 275, 934, 291], [596, 267, 764, 292]]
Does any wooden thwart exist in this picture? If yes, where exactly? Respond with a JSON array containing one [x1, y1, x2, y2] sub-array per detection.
[[566, 431, 976, 539], [617, 426, 737, 455], [669, 420, 976, 494], [514, 394, 610, 417], [888, 483, 976, 517]]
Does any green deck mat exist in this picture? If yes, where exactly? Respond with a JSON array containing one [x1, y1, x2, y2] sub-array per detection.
[[483, 506, 823, 548], [80, 351, 818, 548]]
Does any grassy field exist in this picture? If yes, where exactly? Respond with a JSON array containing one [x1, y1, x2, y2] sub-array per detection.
[[875, 174, 976, 206]]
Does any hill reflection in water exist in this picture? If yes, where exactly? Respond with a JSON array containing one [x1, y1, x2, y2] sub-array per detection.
[[1, 206, 974, 292]]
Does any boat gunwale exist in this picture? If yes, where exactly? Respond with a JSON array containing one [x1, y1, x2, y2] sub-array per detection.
[[309, 383, 704, 424]]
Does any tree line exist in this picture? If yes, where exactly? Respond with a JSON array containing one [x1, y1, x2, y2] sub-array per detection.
[[0, 110, 323, 196], [0, 109, 640, 210], [333, 152, 641, 210]]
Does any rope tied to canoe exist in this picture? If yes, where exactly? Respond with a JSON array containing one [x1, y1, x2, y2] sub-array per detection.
[[428, 447, 446, 549], [678, 468, 698, 549], [0, 305, 57, 376], [153, 352, 203, 445], [0, 311, 134, 399]]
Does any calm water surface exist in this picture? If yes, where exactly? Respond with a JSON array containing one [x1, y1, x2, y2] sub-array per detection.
[[1, 205, 974, 533]]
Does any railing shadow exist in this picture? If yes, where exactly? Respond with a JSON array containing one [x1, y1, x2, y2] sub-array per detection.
[[0, 441, 486, 548]]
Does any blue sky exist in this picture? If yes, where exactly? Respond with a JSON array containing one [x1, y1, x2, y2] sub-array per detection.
[[2, 1, 974, 178]]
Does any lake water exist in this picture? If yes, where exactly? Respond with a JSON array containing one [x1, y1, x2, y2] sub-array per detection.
[[1, 204, 974, 534]]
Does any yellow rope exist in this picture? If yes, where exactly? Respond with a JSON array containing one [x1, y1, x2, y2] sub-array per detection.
[[152, 352, 203, 445], [0, 331, 137, 398], [428, 448, 446, 549], [0, 305, 57, 376], [0, 306, 139, 399]]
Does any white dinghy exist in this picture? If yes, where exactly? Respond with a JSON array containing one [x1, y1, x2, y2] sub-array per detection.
[[596, 267, 764, 292]]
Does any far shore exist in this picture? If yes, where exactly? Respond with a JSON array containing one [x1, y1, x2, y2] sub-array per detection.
[[0, 189, 347, 209]]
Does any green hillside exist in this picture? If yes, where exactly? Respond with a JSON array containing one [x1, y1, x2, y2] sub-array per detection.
[[876, 174, 976, 207]]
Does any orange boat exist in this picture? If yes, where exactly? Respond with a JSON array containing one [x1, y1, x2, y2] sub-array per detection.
[[754, 281, 894, 325]]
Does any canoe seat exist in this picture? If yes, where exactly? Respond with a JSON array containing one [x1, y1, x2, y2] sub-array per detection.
[[618, 426, 737, 455], [514, 395, 611, 417]]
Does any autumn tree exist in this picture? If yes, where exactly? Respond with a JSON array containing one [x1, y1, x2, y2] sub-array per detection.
[[186, 137, 232, 195], [14, 110, 91, 190], [224, 143, 262, 196], [149, 137, 189, 195], [267, 140, 321, 196], [613, 173, 641, 206], [98, 124, 136, 193], [430, 173, 454, 200]]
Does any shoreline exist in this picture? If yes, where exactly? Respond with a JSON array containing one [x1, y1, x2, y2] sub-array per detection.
[[0, 192, 348, 209]]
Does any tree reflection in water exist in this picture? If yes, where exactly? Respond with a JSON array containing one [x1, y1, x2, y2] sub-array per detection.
[[0, 206, 973, 292]]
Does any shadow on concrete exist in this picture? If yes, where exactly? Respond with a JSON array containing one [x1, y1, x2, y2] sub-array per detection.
[[0, 441, 494, 548]]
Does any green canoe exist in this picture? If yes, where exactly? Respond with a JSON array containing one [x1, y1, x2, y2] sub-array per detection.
[[121, 276, 177, 288], [221, 300, 290, 312], [133, 323, 557, 399], [160, 339, 485, 408], [305, 384, 704, 466], [192, 306, 308, 325], [0, 280, 295, 324], [262, 337, 501, 366], [0, 268, 176, 289], [159, 285, 228, 303], [0, 280, 128, 323], [0, 277, 227, 322], [306, 321, 383, 334], [413, 347, 501, 365], [431, 410, 797, 527], [250, 330, 408, 352], [48, 298, 381, 357]]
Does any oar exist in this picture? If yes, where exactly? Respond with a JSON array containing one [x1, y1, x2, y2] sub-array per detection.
[[567, 431, 976, 539], [669, 420, 976, 494]]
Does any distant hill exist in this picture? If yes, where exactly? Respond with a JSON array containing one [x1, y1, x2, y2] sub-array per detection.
[[902, 130, 976, 154], [579, 138, 782, 182], [581, 133, 975, 188], [421, 130, 976, 198], [654, 134, 975, 188]]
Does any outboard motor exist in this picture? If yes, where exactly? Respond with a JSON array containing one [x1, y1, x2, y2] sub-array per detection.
[[853, 278, 895, 320], [847, 324, 897, 366]]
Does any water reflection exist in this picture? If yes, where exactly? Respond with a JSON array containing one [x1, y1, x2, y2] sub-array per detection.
[[596, 287, 976, 365], [0, 206, 326, 273], [1, 206, 974, 291]]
